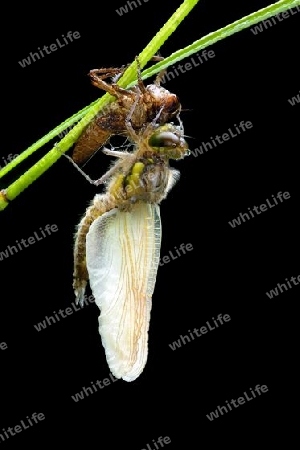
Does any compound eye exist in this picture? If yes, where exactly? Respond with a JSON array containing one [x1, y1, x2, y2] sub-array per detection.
[[149, 131, 180, 148]]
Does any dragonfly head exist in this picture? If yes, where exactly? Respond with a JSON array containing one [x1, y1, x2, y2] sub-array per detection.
[[148, 124, 189, 160]]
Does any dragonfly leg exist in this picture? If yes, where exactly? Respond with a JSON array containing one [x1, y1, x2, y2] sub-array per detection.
[[89, 68, 135, 98]]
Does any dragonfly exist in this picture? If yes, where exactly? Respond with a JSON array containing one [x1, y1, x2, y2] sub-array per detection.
[[72, 57, 182, 164], [73, 63, 190, 382]]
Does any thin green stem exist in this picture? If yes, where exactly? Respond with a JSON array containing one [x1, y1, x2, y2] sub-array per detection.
[[0, 0, 200, 211], [130, 0, 300, 83], [1, 0, 298, 211], [1, 0, 296, 182], [0, 101, 98, 179]]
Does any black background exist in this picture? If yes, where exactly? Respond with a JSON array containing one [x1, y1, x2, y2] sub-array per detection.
[[0, 0, 299, 447]]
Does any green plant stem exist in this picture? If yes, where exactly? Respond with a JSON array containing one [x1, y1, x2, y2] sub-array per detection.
[[130, 0, 300, 83], [0, 0, 298, 212], [0, 0, 200, 211], [0, 0, 196, 185], [0, 101, 98, 179]]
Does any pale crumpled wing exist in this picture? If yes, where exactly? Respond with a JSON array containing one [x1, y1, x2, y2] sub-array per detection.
[[86, 202, 161, 382]]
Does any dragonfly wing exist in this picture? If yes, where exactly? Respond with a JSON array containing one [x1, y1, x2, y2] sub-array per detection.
[[86, 202, 161, 382]]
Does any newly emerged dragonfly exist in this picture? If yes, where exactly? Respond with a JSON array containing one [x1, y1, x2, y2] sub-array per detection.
[[73, 64, 190, 382], [72, 58, 181, 164]]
